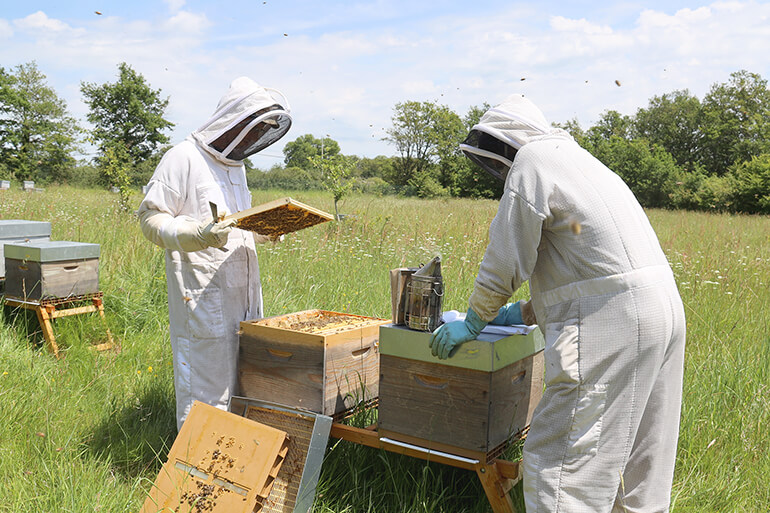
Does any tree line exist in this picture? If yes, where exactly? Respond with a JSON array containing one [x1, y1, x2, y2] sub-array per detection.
[[1, 62, 768, 214]]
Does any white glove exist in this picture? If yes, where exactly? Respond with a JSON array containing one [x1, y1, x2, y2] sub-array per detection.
[[177, 217, 237, 251], [253, 233, 285, 244]]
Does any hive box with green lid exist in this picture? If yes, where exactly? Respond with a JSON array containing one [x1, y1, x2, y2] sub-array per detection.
[[377, 324, 545, 460], [4, 240, 100, 300]]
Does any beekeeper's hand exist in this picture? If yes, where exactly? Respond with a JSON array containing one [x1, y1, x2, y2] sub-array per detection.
[[490, 301, 524, 326], [176, 217, 237, 251], [429, 307, 487, 360], [253, 233, 285, 244]]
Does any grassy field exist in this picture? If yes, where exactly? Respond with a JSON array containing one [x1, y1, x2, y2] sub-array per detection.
[[0, 185, 768, 512]]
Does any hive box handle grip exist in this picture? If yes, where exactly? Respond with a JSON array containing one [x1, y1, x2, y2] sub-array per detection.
[[351, 346, 371, 358], [266, 348, 293, 361], [414, 374, 448, 390]]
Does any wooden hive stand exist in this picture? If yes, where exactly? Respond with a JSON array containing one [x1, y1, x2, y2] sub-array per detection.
[[329, 421, 524, 513], [2, 291, 114, 358]]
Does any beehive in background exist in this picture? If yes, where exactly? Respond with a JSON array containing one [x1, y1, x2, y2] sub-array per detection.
[[0, 220, 51, 279], [3, 240, 99, 300]]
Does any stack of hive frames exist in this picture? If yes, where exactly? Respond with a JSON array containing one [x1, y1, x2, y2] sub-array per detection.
[[229, 397, 332, 513]]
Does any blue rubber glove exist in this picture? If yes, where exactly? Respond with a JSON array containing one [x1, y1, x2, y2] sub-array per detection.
[[490, 301, 524, 326], [429, 307, 487, 360]]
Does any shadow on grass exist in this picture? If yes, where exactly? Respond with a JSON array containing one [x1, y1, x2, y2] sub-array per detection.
[[0, 302, 50, 352], [316, 406, 526, 513], [86, 378, 177, 479]]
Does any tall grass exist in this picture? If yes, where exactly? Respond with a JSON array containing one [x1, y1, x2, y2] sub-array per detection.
[[0, 186, 767, 512]]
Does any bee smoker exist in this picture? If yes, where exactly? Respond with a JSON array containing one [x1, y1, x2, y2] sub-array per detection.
[[404, 256, 444, 332]]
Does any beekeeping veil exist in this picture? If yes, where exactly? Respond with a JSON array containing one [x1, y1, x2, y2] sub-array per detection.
[[192, 77, 292, 164], [460, 94, 551, 182]]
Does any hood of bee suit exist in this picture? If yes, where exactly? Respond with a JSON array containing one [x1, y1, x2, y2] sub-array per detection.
[[460, 94, 570, 182], [191, 77, 292, 166]]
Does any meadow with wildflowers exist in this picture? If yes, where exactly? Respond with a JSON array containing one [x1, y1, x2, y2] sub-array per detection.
[[0, 186, 768, 512]]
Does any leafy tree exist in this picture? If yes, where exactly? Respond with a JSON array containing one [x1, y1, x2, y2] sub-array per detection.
[[283, 134, 339, 169], [633, 90, 701, 168], [0, 62, 80, 183], [586, 110, 634, 146], [102, 141, 133, 212], [697, 70, 770, 175], [81, 63, 173, 174], [384, 101, 465, 187], [591, 136, 682, 208], [308, 154, 355, 218], [728, 154, 770, 214], [355, 155, 395, 180]]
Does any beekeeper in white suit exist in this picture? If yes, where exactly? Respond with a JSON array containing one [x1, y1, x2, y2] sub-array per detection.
[[138, 77, 292, 430], [430, 94, 686, 512]]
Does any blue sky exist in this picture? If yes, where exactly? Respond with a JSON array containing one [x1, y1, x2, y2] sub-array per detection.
[[2, 1, 769, 167]]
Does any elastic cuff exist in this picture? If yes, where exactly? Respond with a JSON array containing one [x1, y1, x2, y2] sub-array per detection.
[[465, 306, 488, 336]]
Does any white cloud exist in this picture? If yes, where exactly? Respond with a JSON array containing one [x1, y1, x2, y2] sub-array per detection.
[[14, 11, 72, 33], [550, 16, 613, 35], [0, 19, 13, 38], [164, 11, 210, 34], [2, 1, 770, 160], [165, 0, 187, 12]]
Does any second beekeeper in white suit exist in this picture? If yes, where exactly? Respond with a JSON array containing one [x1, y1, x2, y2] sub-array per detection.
[[138, 77, 292, 430], [429, 94, 686, 512]]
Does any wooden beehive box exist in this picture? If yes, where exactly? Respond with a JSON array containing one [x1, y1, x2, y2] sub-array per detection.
[[377, 324, 545, 460], [0, 220, 51, 278], [140, 401, 289, 513], [3, 240, 100, 300], [239, 310, 390, 417]]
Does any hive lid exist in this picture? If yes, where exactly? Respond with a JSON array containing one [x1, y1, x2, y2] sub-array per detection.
[[4, 240, 100, 262], [140, 401, 289, 513], [379, 324, 545, 372], [0, 220, 52, 239], [228, 397, 332, 513], [224, 197, 334, 238]]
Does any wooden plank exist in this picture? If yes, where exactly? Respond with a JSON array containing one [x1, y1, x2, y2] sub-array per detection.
[[323, 337, 379, 414], [488, 352, 544, 448], [140, 401, 289, 513], [476, 462, 517, 513], [35, 304, 59, 357], [494, 459, 520, 481], [239, 333, 325, 413], [50, 305, 97, 318], [378, 354, 493, 452]]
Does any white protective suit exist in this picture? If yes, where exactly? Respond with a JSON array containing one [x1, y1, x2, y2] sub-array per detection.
[[467, 95, 686, 512], [137, 77, 291, 430]]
